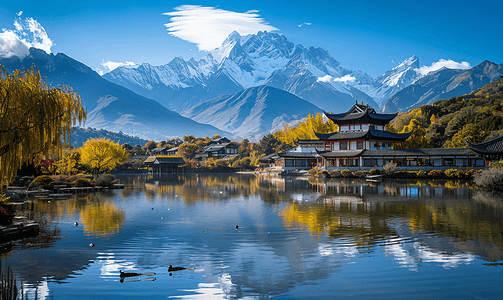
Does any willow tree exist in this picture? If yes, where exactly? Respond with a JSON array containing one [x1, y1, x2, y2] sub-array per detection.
[[0, 66, 86, 188]]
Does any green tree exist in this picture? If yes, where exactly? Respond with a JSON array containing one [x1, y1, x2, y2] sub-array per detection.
[[177, 143, 198, 160], [0, 67, 86, 189], [257, 134, 289, 156], [80, 138, 128, 175], [239, 139, 250, 154]]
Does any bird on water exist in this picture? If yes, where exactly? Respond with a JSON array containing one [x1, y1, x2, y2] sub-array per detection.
[[167, 265, 196, 272]]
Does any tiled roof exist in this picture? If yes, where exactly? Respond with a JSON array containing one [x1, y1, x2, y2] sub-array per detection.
[[466, 135, 503, 158], [278, 152, 319, 158], [258, 153, 279, 163], [323, 104, 398, 125], [143, 156, 185, 164], [203, 143, 238, 153], [316, 148, 478, 158], [155, 156, 185, 164], [313, 129, 412, 141], [318, 150, 364, 158]]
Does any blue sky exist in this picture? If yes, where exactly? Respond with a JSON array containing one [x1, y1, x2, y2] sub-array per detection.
[[1, 0, 502, 78]]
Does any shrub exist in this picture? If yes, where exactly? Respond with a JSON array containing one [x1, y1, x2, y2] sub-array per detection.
[[308, 167, 320, 176], [28, 175, 54, 190], [464, 169, 478, 178], [383, 162, 397, 175], [95, 174, 116, 187], [455, 170, 466, 178], [341, 169, 352, 177], [320, 170, 330, 178], [444, 168, 458, 177], [473, 168, 503, 190], [0, 194, 14, 225], [416, 170, 427, 177], [428, 170, 444, 177], [330, 170, 343, 178], [72, 178, 93, 187], [369, 169, 381, 175], [353, 170, 368, 178]]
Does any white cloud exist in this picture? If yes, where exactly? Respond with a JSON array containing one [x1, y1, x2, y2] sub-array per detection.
[[0, 14, 54, 58], [0, 30, 29, 58], [317, 74, 356, 83], [333, 74, 356, 83], [298, 22, 312, 27], [416, 59, 471, 76], [163, 5, 278, 51], [101, 60, 137, 72], [317, 75, 333, 83]]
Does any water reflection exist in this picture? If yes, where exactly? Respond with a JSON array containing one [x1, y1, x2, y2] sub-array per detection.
[[2, 174, 503, 299]]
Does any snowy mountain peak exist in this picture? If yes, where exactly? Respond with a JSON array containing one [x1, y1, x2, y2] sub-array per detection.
[[398, 55, 419, 68], [223, 31, 242, 44]]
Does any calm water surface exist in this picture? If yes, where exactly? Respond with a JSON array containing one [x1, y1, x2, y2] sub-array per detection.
[[2, 174, 503, 299]]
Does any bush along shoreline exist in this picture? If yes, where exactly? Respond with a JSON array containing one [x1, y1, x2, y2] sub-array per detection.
[[307, 167, 481, 180]]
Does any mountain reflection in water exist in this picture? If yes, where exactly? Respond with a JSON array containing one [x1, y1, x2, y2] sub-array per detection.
[[1, 174, 502, 299]]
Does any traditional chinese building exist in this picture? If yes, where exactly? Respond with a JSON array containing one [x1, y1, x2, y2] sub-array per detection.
[[465, 135, 503, 161], [314, 102, 413, 168], [267, 101, 487, 171]]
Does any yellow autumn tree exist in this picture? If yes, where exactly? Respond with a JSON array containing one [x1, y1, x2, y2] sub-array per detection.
[[444, 123, 485, 148], [0, 66, 86, 189], [79, 138, 128, 175], [274, 112, 338, 146], [397, 119, 429, 149]]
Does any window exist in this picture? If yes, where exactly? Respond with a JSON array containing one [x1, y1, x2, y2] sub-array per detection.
[[295, 160, 307, 167], [349, 159, 359, 167], [340, 159, 347, 166], [364, 159, 372, 167], [443, 158, 454, 166], [285, 159, 294, 167], [333, 142, 340, 150], [357, 141, 363, 149], [362, 124, 369, 130], [325, 143, 331, 151], [350, 141, 357, 150], [341, 126, 349, 132], [340, 142, 348, 150]]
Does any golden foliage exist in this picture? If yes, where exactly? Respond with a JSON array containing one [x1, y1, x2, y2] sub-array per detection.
[[397, 119, 429, 149], [0, 66, 86, 188], [80, 138, 128, 174], [274, 113, 338, 146]]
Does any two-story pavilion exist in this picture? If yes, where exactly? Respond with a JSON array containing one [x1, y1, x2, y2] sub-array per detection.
[[312, 102, 485, 170], [314, 102, 412, 168]]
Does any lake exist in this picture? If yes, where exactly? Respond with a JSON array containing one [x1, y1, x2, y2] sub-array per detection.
[[2, 174, 503, 299]]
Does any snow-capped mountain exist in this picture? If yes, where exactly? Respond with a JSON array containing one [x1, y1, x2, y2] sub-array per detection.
[[183, 85, 322, 141], [0, 48, 230, 140], [355, 56, 421, 106], [381, 60, 503, 113], [104, 31, 378, 113]]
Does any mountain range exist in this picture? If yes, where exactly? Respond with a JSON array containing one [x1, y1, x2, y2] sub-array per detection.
[[0, 48, 230, 141], [381, 60, 503, 113], [103, 31, 379, 113], [182, 85, 322, 141], [2, 31, 502, 142]]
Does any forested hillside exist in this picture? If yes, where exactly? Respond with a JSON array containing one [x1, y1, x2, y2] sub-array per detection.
[[391, 77, 503, 148]]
